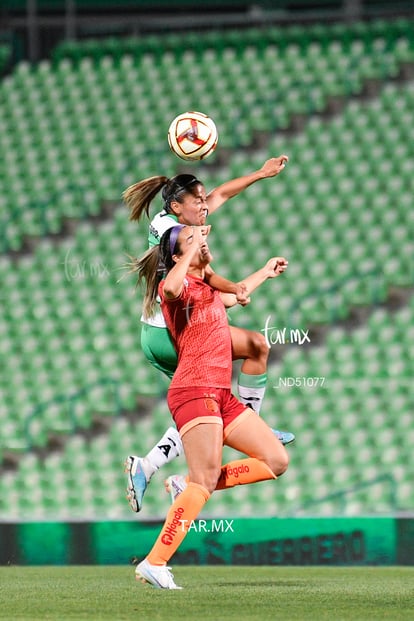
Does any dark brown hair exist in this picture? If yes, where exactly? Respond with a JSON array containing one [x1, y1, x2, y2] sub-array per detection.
[[126, 225, 185, 318], [123, 174, 202, 221]]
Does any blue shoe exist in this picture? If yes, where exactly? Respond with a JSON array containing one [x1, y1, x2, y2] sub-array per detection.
[[274, 430, 295, 445], [125, 456, 148, 513]]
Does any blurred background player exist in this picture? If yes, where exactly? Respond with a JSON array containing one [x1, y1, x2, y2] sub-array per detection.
[[122, 156, 295, 512], [134, 224, 289, 588]]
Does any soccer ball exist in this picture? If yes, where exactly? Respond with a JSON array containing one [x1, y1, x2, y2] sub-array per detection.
[[167, 111, 218, 161]]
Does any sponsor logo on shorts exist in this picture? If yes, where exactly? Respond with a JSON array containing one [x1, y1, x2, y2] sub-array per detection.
[[204, 398, 219, 413]]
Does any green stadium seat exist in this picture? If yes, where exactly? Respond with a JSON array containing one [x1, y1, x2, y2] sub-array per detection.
[[1, 18, 414, 519]]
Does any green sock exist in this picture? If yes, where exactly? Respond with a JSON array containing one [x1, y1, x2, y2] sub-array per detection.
[[237, 372, 267, 413]]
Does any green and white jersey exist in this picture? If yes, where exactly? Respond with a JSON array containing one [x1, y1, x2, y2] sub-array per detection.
[[148, 211, 178, 248], [142, 210, 178, 327]]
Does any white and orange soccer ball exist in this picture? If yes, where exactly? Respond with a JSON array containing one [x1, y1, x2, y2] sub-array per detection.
[[167, 111, 218, 161]]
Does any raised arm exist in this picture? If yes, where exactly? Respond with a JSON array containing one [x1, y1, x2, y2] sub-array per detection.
[[162, 229, 204, 299], [220, 257, 288, 308], [206, 155, 288, 215], [204, 265, 248, 304]]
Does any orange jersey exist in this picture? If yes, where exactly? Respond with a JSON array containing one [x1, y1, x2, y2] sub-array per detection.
[[159, 275, 232, 389]]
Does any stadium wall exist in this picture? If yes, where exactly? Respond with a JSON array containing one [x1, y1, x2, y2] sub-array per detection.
[[1, 517, 413, 566]]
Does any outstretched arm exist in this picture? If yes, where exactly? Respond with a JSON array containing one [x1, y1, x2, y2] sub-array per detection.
[[220, 257, 288, 308], [205, 265, 249, 305], [206, 155, 288, 215], [163, 227, 249, 302]]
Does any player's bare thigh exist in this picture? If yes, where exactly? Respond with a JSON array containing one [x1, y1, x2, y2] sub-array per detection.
[[181, 422, 223, 493], [224, 408, 289, 477], [229, 325, 269, 376]]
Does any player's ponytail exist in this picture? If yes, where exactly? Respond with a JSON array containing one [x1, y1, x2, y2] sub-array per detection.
[[123, 174, 202, 221], [123, 175, 169, 221], [122, 245, 163, 319], [120, 226, 184, 318]]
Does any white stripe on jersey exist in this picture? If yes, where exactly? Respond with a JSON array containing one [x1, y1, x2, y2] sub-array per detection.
[[148, 211, 178, 247]]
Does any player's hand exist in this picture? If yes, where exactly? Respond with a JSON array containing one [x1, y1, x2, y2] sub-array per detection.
[[235, 282, 250, 306], [260, 155, 289, 178], [192, 224, 211, 243], [199, 239, 213, 263], [196, 225, 213, 263], [182, 225, 210, 254], [199, 225, 211, 238], [263, 257, 289, 278]]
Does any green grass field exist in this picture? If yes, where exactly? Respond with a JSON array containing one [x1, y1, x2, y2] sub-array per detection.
[[1, 566, 413, 621]]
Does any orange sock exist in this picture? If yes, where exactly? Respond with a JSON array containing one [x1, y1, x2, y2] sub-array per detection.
[[215, 458, 276, 490], [173, 459, 275, 493], [147, 482, 210, 566]]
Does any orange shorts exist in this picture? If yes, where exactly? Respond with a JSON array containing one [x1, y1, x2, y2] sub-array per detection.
[[168, 386, 249, 438]]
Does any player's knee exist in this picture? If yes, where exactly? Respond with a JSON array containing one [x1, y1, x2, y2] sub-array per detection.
[[248, 331, 269, 361], [267, 448, 289, 477], [190, 465, 222, 493]]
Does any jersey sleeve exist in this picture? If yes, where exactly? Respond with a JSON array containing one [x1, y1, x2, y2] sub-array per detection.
[[148, 212, 178, 248], [158, 278, 189, 305]]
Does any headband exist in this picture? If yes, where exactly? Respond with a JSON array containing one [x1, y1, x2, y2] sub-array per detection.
[[169, 224, 185, 256], [166, 176, 200, 199], [178, 175, 199, 190]]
